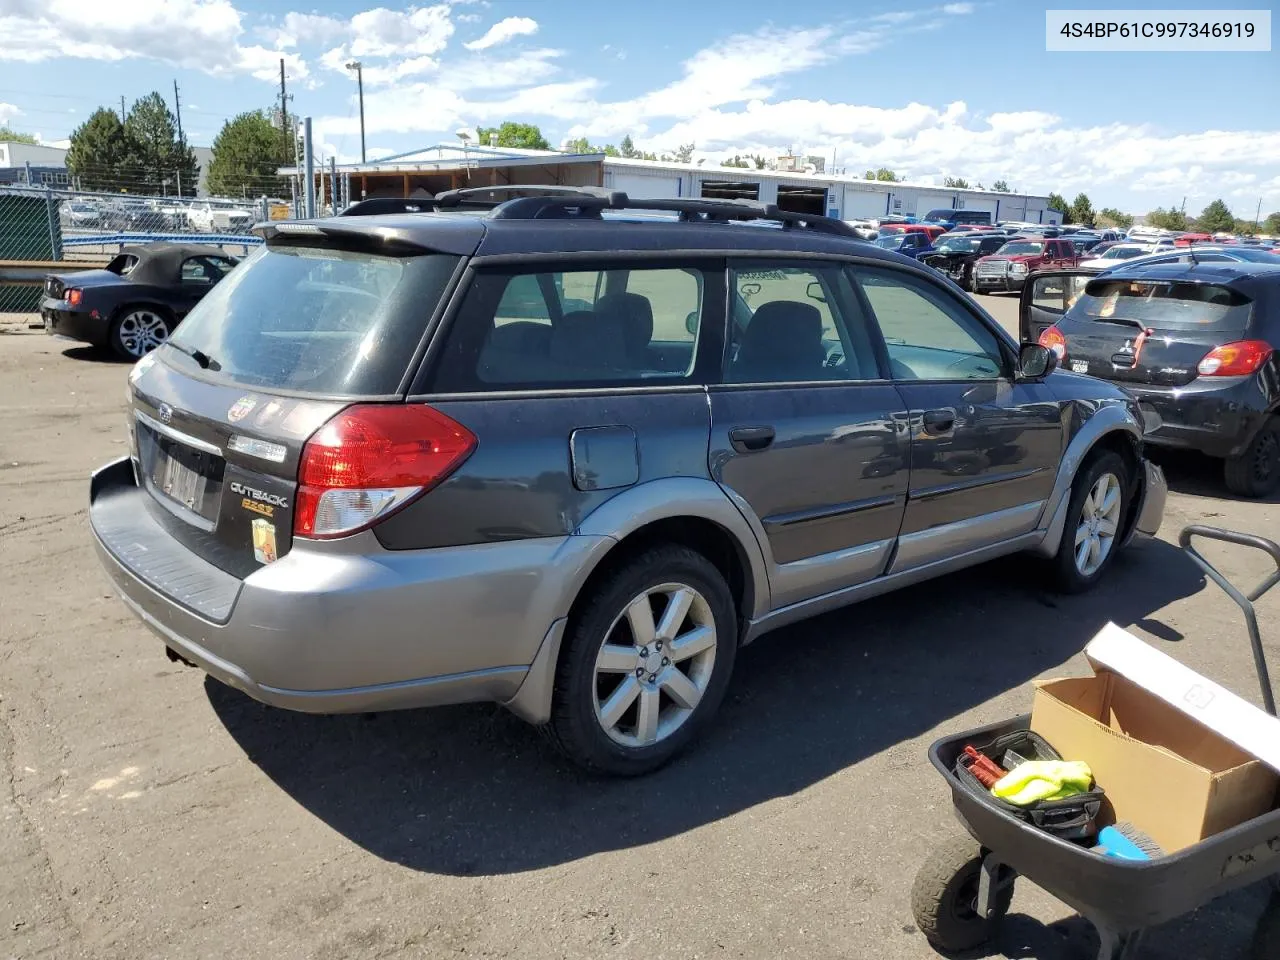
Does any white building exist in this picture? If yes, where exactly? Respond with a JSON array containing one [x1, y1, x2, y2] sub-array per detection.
[[602, 157, 1059, 225], [0, 140, 68, 169]]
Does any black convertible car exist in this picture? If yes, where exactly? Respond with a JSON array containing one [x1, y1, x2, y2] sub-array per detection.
[[41, 243, 239, 360], [920, 232, 1010, 291]]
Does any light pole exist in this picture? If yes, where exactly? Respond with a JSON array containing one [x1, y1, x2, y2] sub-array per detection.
[[346, 60, 366, 163]]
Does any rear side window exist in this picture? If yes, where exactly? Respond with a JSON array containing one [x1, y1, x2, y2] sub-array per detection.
[[165, 245, 459, 396], [1068, 279, 1254, 332], [433, 265, 710, 390]]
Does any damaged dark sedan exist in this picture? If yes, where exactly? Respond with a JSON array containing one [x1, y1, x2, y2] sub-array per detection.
[[921, 232, 1011, 292], [41, 243, 239, 360]]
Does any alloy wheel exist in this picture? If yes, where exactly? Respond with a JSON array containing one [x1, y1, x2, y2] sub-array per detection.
[[1074, 472, 1122, 577], [117, 310, 170, 358], [1251, 430, 1279, 486], [592, 582, 718, 748]]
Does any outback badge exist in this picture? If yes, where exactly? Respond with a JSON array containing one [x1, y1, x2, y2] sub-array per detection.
[[157, 402, 173, 424], [251, 518, 278, 564]]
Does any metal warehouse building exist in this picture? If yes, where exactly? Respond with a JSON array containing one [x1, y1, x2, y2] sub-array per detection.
[[286, 144, 1058, 225]]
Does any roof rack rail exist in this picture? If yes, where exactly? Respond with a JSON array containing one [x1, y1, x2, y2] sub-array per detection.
[[432, 184, 858, 237], [340, 197, 437, 216]]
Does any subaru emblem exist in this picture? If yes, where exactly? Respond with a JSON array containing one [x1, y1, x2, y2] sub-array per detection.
[[158, 403, 173, 424]]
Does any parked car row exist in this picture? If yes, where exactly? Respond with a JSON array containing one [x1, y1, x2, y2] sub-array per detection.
[[57, 196, 260, 234]]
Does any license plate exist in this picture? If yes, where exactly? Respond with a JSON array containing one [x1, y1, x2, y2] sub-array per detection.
[[1071, 360, 1089, 373], [156, 453, 207, 510]]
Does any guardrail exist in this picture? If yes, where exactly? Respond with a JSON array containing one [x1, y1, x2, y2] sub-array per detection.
[[0, 259, 111, 285], [63, 233, 264, 250]]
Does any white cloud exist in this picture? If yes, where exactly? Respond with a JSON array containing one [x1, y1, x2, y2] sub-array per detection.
[[0, 102, 20, 125], [942, 3, 975, 14], [463, 15, 538, 51], [0, 0, 305, 80], [263, 11, 346, 48], [349, 4, 454, 58]]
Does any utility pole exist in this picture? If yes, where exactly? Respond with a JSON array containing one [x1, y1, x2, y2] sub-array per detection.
[[278, 58, 291, 161], [172, 80, 184, 144], [303, 117, 315, 218], [120, 95, 126, 123], [330, 156, 338, 213], [346, 61, 366, 163], [1256, 197, 1263, 232]]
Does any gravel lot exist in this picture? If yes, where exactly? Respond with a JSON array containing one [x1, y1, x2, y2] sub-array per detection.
[[1, 294, 1277, 960]]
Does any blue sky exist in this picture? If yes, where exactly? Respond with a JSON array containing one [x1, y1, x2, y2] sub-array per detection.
[[1, 0, 1277, 214]]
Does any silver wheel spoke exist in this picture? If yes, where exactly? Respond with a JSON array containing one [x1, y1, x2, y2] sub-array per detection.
[[635, 689, 660, 744], [1097, 517, 1118, 537], [599, 676, 641, 729], [660, 668, 702, 709], [597, 644, 638, 674], [1076, 537, 1091, 570], [1075, 523, 1090, 546], [655, 587, 694, 642], [668, 625, 715, 663], [625, 596, 657, 647], [1081, 491, 1096, 518], [1089, 536, 1101, 567], [1099, 485, 1119, 516]]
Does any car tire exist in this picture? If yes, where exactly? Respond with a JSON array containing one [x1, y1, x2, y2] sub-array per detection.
[[110, 307, 174, 361], [1224, 418, 1280, 499], [548, 544, 737, 776], [1049, 450, 1130, 594]]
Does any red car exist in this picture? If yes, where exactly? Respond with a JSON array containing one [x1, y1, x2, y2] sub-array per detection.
[[1174, 233, 1213, 247], [972, 237, 1079, 293], [878, 223, 947, 241]]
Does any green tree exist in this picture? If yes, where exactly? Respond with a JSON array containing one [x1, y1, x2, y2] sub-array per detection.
[[1262, 211, 1280, 234], [563, 136, 619, 156], [0, 126, 38, 144], [943, 176, 970, 189], [1047, 192, 1070, 223], [673, 143, 695, 163], [1147, 206, 1189, 231], [992, 180, 1011, 193], [1233, 218, 1257, 236], [67, 108, 137, 192], [619, 135, 638, 159], [1097, 207, 1134, 229], [1197, 198, 1235, 234], [124, 92, 198, 195], [721, 155, 750, 168], [207, 110, 292, 198], [1069, 193, 1095, 227], [476, 121, 550, 150], [865, 167, 899, 182], [749, 153, 769, 170]]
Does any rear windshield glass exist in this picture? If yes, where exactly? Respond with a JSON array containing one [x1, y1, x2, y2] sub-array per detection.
[[1069, 279, 1254, 331], [165, 245, 458, 396]]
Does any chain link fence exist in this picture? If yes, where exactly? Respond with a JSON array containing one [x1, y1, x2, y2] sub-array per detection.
[[0, 185, 286, 315]]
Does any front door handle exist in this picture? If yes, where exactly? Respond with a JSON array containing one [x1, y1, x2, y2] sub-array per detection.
[[922, 409, 956, 434], [728, 425, 776, 453]]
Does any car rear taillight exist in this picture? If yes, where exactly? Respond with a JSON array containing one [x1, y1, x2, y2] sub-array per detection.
[[1196, 340, 1273, 377], [295, 404, 477, 539], [1038, 324, 1068, 360], [66, 288, 82, 306]]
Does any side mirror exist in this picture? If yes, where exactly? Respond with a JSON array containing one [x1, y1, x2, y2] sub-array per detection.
[[685, 311, 699, 336], [1017, 342, 1056, 381]]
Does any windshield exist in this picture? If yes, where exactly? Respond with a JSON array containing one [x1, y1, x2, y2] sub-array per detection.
[[935, 237, 979, 253], [997, 241, 1044, 255], [922, 210, 953, 221], [874, 235, 904, 249], [1068, 279, 1253, 332], [1102, 246, 1148, 260], [166, 245, 460, 396]]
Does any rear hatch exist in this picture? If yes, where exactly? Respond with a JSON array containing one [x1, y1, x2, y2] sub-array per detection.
[[1056, 277, 1255, 387], [125, 240, 462, 579]]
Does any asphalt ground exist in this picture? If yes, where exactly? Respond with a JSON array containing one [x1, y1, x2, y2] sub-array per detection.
[[1, 293, 1277, 960]]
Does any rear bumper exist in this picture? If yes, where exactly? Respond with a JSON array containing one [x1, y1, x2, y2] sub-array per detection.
[[40, 297, 107, 346], [1125, 379, 1271, 459], [89, 457, 604, 714]]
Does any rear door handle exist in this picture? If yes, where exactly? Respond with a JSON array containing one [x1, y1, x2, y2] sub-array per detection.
[[922, 409, 956, 434], [728, 425, 776, 453]]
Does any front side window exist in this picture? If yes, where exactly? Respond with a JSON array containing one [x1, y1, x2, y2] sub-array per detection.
[[435, 266, 708, 390], [725, 262, 879, 383], [854, 266, 1007, 381]]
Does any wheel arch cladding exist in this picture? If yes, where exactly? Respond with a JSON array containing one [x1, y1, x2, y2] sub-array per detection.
[[569, 516, 757, 642], [1034, 400, 1145, 558]]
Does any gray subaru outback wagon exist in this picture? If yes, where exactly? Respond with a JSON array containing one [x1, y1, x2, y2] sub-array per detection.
[[90, 188, 1166, 775]]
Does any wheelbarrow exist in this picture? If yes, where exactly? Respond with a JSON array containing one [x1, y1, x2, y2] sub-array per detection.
[[911, 525, 1280, 960]]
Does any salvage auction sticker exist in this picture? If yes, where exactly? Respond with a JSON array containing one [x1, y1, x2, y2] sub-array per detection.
[[1046, 10, 1271, 51]]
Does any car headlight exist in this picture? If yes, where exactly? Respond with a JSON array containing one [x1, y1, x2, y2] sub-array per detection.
[[1009, 262, 1028, 274]]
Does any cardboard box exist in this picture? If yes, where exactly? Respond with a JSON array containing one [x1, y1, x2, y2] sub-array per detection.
[[1031, 623, 1280, 854]]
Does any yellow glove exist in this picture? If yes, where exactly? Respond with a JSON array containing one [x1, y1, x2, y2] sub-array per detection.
[[991, 760, 1093, 806]]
